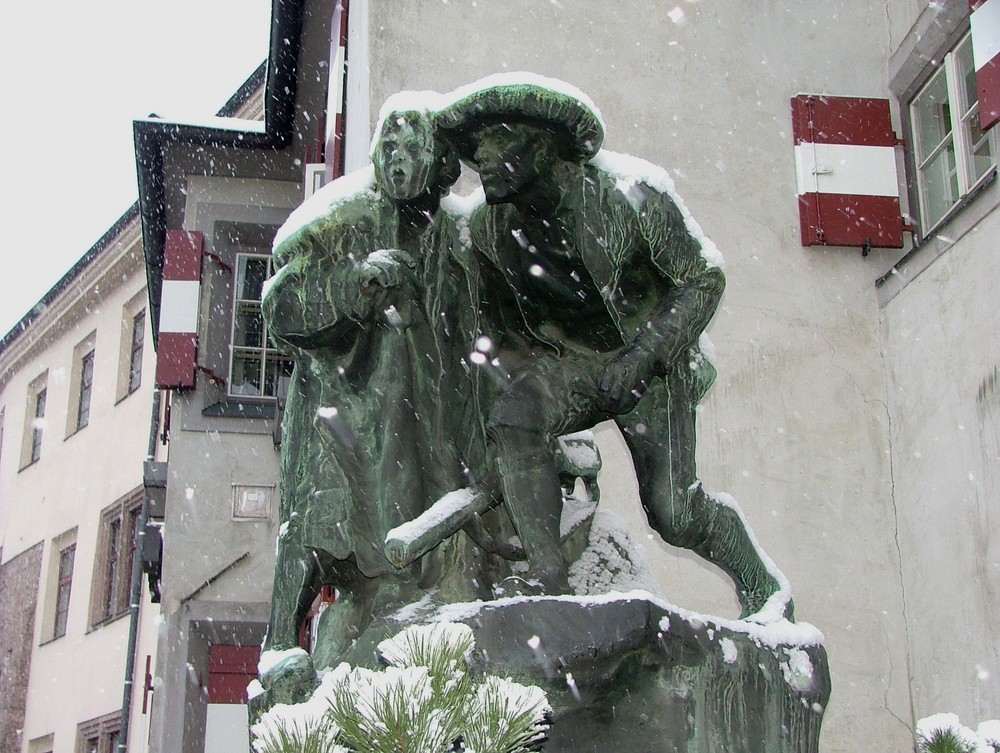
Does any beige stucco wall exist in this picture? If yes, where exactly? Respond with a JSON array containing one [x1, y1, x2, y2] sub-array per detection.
[[361, 2, 915, 750], [880, 205, 1000, 725]]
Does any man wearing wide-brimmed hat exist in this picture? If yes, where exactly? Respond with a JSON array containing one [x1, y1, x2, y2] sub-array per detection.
[[437, 75, 789, 619]]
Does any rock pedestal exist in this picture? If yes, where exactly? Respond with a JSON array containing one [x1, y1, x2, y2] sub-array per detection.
[[435, 592, 829, 753]]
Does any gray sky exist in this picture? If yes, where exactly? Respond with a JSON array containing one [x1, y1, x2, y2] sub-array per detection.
[[0, 0, 273, 336]]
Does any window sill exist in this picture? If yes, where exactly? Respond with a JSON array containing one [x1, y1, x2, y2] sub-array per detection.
[[88, 609, 130, 632], [18, 458, 41, 473], [39, 634, 65, 647], [114, 386, 143, 407], [202, 400, 276, 419], [876, 168, 999, 306], [65, 422, 89, 441]]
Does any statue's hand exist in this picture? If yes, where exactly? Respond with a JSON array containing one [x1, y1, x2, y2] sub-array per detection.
[[359, 249, 415, 291], [596, 346, 655, 414]]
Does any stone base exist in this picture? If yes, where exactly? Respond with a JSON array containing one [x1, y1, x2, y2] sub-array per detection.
[[434, 592, 829, 753]]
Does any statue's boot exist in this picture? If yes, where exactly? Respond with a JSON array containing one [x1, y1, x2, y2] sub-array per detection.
[[690, 493, 794, 621], [496, 449, 571, 595]]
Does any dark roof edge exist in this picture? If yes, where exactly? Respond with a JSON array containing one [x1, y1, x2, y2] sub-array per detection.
[[136, 0, 305, 343], [0, 202, 141, 354]]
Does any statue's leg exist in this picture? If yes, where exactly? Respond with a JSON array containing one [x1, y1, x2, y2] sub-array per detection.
[[616, 380, 788, 620], [486, 370, 571, 595]]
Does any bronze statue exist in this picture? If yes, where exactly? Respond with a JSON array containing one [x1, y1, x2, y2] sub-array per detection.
[[436, 79, 787, 618], [260, 102, 487, 675]]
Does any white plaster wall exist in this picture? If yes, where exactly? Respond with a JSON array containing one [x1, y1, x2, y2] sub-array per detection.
[[363, 3, 912, 750], [880, 207, 1000, 726]]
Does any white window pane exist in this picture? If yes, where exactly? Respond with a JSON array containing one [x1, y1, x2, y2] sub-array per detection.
[[913, 67, 952, 160], [920, 143, 959, 228]]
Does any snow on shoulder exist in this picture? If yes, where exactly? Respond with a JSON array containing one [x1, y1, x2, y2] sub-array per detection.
[[590, 149, 724, 271], [272, 164, 377, 252]]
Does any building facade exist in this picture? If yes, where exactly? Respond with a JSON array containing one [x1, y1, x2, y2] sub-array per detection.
[[0, 209, 161, 753], [5, 1, 983, 752]]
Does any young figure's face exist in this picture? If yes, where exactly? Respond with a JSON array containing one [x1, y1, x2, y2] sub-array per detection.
[[375, 112, 439, 201], [472, 123, 552, 204]]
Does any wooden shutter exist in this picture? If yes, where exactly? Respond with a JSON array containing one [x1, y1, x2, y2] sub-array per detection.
[[155, 230, 203, 389], [791, 95, 904, 248], [207, 645, 260, 704], [972, 0, 1000, 130]]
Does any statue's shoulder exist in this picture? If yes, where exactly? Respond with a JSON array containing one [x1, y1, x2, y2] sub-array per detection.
[[273, 166, 380, 259], [584, 150, 679, 211]]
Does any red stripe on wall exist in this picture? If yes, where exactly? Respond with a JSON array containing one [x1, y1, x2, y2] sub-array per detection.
[[791, 95, 896, 147], [155, 332, 198, 389], [979, 56, 1000, 130], [163, 230, 204, 282], [798, 193, 904, 248]]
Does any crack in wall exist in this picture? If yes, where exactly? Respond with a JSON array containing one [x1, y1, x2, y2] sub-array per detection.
[[876, 315, 917, 738]]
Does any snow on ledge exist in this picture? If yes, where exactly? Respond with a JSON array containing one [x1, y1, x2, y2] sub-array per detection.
[[430, 589, 824, 650]]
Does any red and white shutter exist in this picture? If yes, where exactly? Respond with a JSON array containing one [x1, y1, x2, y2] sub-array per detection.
[[156, 230, 204, 389], [791, 95, 904, 249], [971, 0, 1000, 131]]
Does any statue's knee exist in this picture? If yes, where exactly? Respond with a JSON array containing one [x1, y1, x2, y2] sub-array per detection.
[[645, 487, 709, 548]]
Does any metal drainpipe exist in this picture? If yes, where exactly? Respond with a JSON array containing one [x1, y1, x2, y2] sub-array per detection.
[[118, 388, 163, 752]]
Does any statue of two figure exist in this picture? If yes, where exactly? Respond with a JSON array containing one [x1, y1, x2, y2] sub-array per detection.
[[258, 75, 791, 699]]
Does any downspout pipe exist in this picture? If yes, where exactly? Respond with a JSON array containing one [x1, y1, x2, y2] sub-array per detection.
[[118, 389, 163, 752]]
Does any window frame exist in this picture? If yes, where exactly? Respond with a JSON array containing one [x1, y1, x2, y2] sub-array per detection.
[[76, 712, 120, 753], [53, 543, 76, 640], [909, 30, 998, 235], [66, 332, 97, 438], [128, 309, 145, 395], [227, 251, 293, 400], [90, 489, 142, 628], [20, 373, 48, 470], [178, 176, 300, 425], [116, 290, 148, 403], [76, 349, 95, 431]]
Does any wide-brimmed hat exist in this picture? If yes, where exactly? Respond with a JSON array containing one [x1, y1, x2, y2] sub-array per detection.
[[437, 72, 604, 166]]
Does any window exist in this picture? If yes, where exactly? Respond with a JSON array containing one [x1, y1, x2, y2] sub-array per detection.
[[67, 332, 97, 437], [76, 713, 120, 753], [91, 490, 142, 627], [229, 253, 293, 398], [53, 544, 75, 639], [128, 310, 144, 394], [117, 292, 147, 401], [76, 350, 95, 430], [20, 374, 48, 469], [910, 31, 997, 232]]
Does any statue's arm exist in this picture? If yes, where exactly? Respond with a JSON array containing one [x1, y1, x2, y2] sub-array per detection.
[[263, 231, 371, 352], [632, 188, 725, 368], [597, 187, 725, 413]]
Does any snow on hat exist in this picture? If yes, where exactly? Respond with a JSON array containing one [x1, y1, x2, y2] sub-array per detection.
[[437, 72, 605, 165]]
